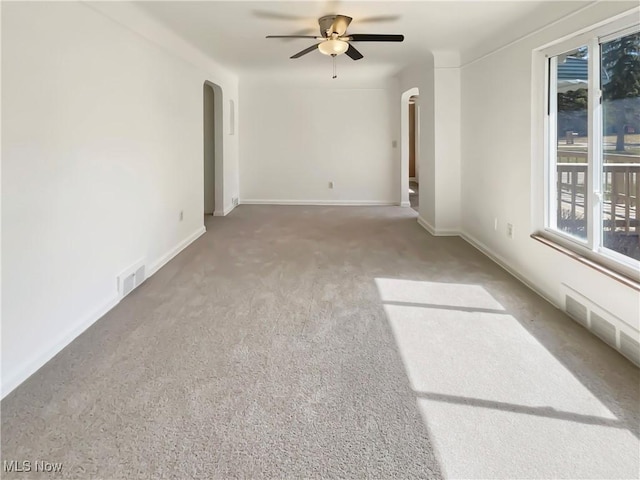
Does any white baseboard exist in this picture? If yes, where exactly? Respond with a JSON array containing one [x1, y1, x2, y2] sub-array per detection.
[[240, 199, 396, 206], [213, 203, 236, 216], [1, 294, 119, 399], [417, 215, 436, 235], [417, 215, 459, 236], [1, 225, 207, 400], [414, 218, 558, 307], [415, 216, 555, 305], [459, 231, 560, 309], [148, 226, 206, 277], [400, 201, 411, 207]]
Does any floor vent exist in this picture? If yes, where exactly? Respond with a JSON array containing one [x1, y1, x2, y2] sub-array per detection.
[[562, 284, 639, 367], [117, 261, 146, 299]]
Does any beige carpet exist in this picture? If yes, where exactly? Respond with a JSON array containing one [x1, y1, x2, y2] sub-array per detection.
[[2, 206, 638, 479]]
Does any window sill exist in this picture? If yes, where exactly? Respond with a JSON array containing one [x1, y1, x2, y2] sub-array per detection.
[[531, 233, 640, 292]]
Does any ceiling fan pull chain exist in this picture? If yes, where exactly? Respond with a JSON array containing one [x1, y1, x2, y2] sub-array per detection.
[[332, 54, 337, 79]]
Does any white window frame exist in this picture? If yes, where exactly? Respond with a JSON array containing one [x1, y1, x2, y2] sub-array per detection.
[[534, 9, 640, 282]]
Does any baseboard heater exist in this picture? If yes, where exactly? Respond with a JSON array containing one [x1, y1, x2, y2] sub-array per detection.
[[562, 284, 640, 366]]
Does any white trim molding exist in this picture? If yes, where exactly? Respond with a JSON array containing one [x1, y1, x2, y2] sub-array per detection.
[[214, 203, 236, 217], [460, 232, 560, 309], [148, 226, 206, 277], [417, 215, 459, 237], [417, 215, 436, 235], [1, 295, 120, 398], [240, 199, 396, 206], [2, 225, 207, 399]]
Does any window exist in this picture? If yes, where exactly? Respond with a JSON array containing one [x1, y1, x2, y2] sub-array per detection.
[[544, 16, 640, 279]]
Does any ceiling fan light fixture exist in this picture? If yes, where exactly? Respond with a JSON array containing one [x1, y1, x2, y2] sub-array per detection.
[[318, 39, 349, 56]]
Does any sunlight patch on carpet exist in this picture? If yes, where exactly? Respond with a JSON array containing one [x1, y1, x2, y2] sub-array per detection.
[[375, 278, 639, 479]]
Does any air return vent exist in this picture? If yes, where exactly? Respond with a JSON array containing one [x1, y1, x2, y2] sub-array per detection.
[[117, 260, 146, 299], [565, 295, 588, 328], [590, 312, 616, 349], [135, 265, 145, 284], [561, 284, 639, 367], [122, 273, 135, 298], [620, 332, 640, 366]]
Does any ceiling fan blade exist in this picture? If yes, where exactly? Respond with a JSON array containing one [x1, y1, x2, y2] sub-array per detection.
[[348, 34, 404, 42], [290, 27, 317, 36], [290, 43, 320, 59], [273, 28, 318, 42], [252, 10, 309, 21], [345, 44, 363, 61], [267, 35, 321, 39], [358, 15, 401, 24]]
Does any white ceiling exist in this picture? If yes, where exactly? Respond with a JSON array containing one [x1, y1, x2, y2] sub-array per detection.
[[136, 1, 594, 78]]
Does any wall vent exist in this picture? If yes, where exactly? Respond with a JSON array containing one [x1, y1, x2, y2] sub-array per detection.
[[117, 260, 146, 299], [620, 332, 640, 366], [565, 295, 588, 328], [135, 265, 146, 285], [561, 284, 639, 367], [590, 312, 617, 349], [122, 273, 135, 297]]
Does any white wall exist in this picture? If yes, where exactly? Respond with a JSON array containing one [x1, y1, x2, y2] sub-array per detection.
[[1, 2, 239, 397], [87, 1, 241, 214], [433, 53, 461, 234], [239, 76, 398, 205], [398, 57, 436, 224], [460, 2, 639, 335]]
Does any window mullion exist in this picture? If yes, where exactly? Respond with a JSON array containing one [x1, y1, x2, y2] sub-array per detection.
[[547, 56, 558, 230], [587, 38, 602, 252]]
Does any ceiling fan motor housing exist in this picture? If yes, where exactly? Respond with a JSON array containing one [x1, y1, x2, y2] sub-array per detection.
[[318, 15, 352, 37]]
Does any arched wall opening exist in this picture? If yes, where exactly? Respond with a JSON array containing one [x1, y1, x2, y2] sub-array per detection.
[[203, 81, 224, 216], [400, 87, 420, 207]]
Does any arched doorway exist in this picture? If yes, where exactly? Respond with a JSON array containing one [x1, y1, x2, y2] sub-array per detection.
[[203, 81, 224, 216], [400, 87, 420, 208]]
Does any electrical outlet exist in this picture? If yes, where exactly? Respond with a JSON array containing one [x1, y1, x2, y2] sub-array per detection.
[[507, 223, 514, 239], [329, 181, 334, 189], [179, 210, 184, 221]]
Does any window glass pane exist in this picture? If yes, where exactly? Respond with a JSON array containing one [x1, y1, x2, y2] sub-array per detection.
[[601, 31, 640, 261], [555, 47, 589, 240]]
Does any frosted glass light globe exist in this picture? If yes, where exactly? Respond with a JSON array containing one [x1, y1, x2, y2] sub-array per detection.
[[318, 39, 349, 56]]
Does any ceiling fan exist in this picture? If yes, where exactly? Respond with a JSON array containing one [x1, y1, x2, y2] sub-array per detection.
[[266, 14, 404, 62]]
